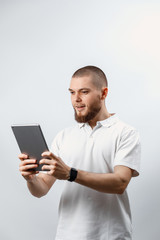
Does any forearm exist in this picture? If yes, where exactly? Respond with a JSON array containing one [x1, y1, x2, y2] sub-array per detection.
[[27, 175, 51, 198], [75, 170, 129, 194], [39, 152, 132, 194]]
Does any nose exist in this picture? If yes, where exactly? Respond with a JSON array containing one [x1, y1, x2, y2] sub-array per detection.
[[75, 92, 81, 102]]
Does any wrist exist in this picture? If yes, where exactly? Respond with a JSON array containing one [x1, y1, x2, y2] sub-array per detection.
[[26, 175, 37, 183], [68, 168, 78, 182]]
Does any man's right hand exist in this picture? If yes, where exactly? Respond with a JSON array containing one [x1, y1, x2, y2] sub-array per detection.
[[18, 154, 39, 182]]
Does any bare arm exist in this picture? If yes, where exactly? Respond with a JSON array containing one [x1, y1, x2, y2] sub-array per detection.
[[19, 151, 132, 197], [27, 173, 56, 198], [40, 152, 133, 194], [75, 165, 133, 194], [19, 154, 56, 198]]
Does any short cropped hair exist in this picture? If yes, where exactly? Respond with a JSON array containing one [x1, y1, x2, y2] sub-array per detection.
[[72, 65, 108, 89]]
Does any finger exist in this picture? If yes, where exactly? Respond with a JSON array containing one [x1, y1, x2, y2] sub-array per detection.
[[46, 170, 54, 176], [19, 159, 37, 167], [18, 153, 29, 161], [41, 151, 59, 161], [21, 171, 39, 177], [39, 158, 57, 165], [42, 167, 55, 176], [19, 164, 38, 171], [41, 164, 54, 171], [42, 163, 57, 171]]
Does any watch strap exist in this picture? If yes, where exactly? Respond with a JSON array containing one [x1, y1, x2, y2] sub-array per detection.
[[68, 168, 78, 182]]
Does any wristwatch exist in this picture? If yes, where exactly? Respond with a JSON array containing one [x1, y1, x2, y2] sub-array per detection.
[[68, 168, 78, 182]]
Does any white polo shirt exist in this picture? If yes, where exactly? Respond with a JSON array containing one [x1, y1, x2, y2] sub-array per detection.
[[51, 115, 141, 240]]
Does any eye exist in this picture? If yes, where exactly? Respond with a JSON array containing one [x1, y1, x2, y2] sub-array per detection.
[[70, 91, 75, 95], [81, 90, 89, 94]]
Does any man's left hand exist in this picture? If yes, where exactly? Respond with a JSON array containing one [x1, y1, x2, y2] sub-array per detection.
[[40, 151, 70, 180]]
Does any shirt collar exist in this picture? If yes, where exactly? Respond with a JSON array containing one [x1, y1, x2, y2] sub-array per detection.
[[78, 123, 85, 128], [78, 114, 118, 129], [97, 114, 118, 128]]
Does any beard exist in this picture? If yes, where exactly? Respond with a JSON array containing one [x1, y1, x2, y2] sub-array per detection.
[[74, 103, 101, 123]]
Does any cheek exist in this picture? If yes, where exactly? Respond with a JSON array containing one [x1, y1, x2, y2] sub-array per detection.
[[84, 94, 93, 101], [88, 96, 101, 107], [86, 95, 97, 104]]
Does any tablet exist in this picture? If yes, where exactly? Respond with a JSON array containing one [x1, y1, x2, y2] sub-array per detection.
[[11, 124, 49, 171]]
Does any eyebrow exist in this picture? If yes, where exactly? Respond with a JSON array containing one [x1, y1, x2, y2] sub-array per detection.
[[68, 88, 90, 92]]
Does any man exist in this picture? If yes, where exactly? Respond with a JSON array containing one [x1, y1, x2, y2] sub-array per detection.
[[19, 66, 141, 240]]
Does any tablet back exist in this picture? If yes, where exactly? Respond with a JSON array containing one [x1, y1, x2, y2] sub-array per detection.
[[11, 124, 49, 171]]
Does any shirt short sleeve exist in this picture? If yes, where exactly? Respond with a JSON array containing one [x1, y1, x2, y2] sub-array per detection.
[[114, 128, 141, 177]]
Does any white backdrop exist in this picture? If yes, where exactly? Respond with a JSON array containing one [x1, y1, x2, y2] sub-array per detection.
[[0, 1, 160, 239]]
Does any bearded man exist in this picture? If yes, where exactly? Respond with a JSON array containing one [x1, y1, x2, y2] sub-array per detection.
[[19, 66, 141, 240]]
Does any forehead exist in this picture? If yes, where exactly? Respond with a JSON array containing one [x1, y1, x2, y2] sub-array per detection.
[[70, 75, 96, 90]]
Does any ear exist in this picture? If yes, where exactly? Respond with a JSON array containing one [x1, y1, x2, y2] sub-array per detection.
[[101, 87, 108, 100]]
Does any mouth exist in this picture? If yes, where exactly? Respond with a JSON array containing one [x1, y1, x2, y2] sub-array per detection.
[[75, 105, 86, 112]]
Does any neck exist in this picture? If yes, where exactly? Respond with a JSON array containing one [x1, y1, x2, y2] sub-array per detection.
[[88, 107, 111, 129]]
